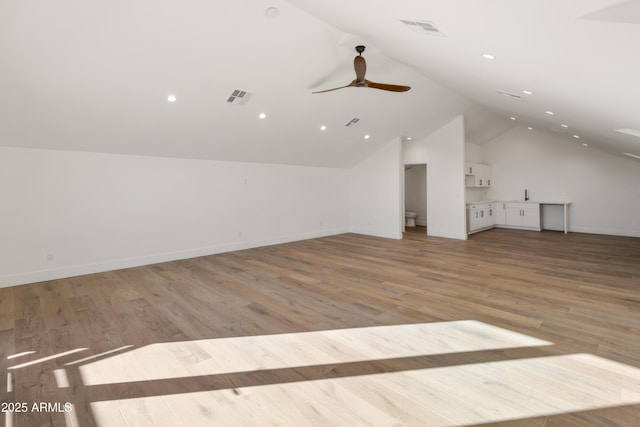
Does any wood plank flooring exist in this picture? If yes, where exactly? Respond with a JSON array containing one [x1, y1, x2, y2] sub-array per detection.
[[1, 227, 640, 426]]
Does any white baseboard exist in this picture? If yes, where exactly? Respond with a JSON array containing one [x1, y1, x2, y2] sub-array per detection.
[[568, 226, 640, 238], [0, 228, 349, 288], [349, 227, 402, 240], [427, 229, 468, 240]]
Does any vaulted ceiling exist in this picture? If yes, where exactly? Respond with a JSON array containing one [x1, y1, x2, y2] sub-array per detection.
[[1, 0, 639, 167]]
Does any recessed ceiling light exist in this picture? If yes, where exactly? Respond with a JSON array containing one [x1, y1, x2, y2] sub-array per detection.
[[561, 124, 569, 128], [572, 134, 580, 139], [167, 95, 177, 102], [582, 143, 589, 147], [481, 53, 495, 60], [265, 7, 279, 18], [510, 117, 516, 121], [364, 134, 370, 140], [527, 127, 533, 130], [522, 90, 533, 95], [545, 110, 554, 115], [320, 125, 327, 131], [623, 152, 640, 160], [259, 113, 267, 119], [406, 137, 412, 140]]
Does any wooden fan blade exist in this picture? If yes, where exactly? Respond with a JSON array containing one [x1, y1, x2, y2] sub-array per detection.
[[365, 80, 411, 92], [354, 55, 366, 82], [312, 80, 357, 94]]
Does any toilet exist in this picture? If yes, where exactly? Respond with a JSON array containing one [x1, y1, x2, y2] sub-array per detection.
[[405, 211, 418, 227]]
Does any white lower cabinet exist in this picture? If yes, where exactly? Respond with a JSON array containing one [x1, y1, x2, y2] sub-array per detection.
[[468, 203, 496, 233], [470, 201, 541, 234], [502, 202, 541, 230]]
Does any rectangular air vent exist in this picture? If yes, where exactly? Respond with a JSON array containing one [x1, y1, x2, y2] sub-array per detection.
[[497, 90, 523, 100], [400, 20, 445, 36], [345, 117, 360, 127], [226, 89, 252, 106]]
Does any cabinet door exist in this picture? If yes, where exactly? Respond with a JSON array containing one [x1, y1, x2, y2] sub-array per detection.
[[478, 208, 488, 229], [486, 205, 496, 227], [465, 163, 476, 175], [505, 206, 522, 226], [522, 206, 541, 228], [468, 209, 481, 231]]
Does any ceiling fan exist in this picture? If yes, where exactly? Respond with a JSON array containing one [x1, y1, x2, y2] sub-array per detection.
[[312, 45, 411, 94]]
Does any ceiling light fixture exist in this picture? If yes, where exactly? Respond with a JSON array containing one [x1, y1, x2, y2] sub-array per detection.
[[545, 111, 554, 115], [364, 134, 371, 140], [527, 127, 533, 130], [582, 143, 589, 147], [167, 95, 177, 102], [259, 113, 267, 119], [320, 125, 327, 131], [561, 124, 569, 128], [265, 7, 279, 18], [522, 90, 533, 95], [481, 53, 495, 60], [510, 117, 516, 121], [623, 152, 640, 160], [572, 134, 580, 139]]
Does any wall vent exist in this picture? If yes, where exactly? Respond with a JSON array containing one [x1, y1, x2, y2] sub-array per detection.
[[345, 117, 360, 127], [497, 90, 523, 100], [400, 20, 445, 36], [226, 89, 253, 106]]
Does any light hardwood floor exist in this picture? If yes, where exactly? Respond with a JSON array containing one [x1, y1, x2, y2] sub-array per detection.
[[1, 227, 640, 426]]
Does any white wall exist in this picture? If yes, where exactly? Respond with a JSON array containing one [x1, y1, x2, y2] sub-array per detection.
[[404, 116, 467, 239], [349, 138, 403, 239], [465, 142, 484, 163], [0, 147, 350, 287], [482, 127, 640, 237], [404, 165, 427, 226]]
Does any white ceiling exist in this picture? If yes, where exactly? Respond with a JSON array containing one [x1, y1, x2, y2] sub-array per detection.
[[1, 0, 639, 167]]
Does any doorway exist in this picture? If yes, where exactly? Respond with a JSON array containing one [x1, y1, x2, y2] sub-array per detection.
[[404, 163, 427, 235]]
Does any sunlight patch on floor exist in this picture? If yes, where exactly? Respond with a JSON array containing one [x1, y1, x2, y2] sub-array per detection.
[[90, 353, 640, 427], [76, 320, 551, 386]]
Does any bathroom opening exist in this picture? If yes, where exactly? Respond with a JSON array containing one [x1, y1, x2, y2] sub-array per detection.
[[404, 163, 427, 236]]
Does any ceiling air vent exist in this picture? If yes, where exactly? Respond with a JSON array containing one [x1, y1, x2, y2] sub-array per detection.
[[345, 117, 360, 127], [400, 20, 445, 36], [226, 89, 252, 106], [497, 90, 523, 100]]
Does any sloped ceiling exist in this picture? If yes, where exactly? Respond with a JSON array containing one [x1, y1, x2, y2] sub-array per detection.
[[1, 0, 639, 167]]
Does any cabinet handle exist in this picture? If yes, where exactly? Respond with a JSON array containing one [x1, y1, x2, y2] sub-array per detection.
[[481, 211, 484, 217], [489, 209, 493, 216], [479, 179, 483, 186], [488, 179, 491, 186]]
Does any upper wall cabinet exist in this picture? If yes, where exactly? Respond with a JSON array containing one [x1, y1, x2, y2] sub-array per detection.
[[465, 162, 492, 187]]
